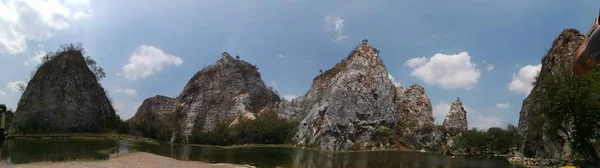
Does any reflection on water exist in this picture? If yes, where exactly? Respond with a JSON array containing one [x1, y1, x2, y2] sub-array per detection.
[[0, 138, 524, 168]]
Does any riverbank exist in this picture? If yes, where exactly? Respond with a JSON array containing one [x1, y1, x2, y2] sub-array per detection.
[[0, 152, 255, 168], [7, 133, 161, 145]]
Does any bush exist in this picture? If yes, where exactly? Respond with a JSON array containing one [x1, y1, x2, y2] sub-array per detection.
[[189, 110, 299, 145]]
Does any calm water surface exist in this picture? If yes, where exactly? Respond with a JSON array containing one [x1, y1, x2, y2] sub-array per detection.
[[0, 138, 524, 168]]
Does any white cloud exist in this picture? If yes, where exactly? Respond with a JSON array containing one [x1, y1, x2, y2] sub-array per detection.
[[404, 57, 427, 68], [495, 103, 512, 109], [7, 80, 26, 93], [324, 15, 347, 42], [0, 90, 6, 97], [0, 0, 91, 55], [405, 52, 481, 90], [278, 54, 286, 59], [116, 88, 137, 96], [486, 64, 494, 72], [120, 45, 183, 80], [387, 73, 401, 87], [283, 95, 298, 101], [508, 64, 541, 95], [471, 116, 503, 130], [432, 100, 451, 124]]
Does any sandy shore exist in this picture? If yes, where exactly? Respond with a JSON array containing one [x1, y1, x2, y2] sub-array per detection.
[[0, 152, 256, 168]]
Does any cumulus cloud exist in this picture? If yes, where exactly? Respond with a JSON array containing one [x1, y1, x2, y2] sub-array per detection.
[[495, 103, 512, 109], [387, 73, 401, 87], [120, 45, 183, 80], [324, 15, 348, 42], [0, 0, 91, 55], [508, 64, 541, 95], [116, 88, 137, 96], [0, 90, 6, 97], [283, 95, 298, 101], [7, 80, 26, 93], [405, 52, 481, 90], [278, 54, 286, 59]]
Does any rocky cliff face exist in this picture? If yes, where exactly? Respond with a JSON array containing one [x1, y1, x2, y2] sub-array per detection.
[[171, 52, 280, 143], [396, 84, 434, 128], [291, 42, 397, 150], [518, 29, 582, 159], [11, 50, 117, 133], [395, 84, 439, 150], [129, 95, 177, 141], [442, 98, 468, 135]]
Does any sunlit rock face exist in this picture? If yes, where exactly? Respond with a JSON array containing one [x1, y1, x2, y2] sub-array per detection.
[[291, 42, 397, 151], [132, 52, 280, 143], [442, 98, 468, 135]]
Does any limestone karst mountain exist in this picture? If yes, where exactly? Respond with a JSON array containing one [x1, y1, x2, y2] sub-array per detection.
[[518, 29, 583, 159], [289, 42, 398, 150], [129, 95, 177, 141], [131, 52, 280, 143], [11, 48, 118, 133]]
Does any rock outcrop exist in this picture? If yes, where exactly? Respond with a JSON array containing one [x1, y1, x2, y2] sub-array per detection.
[[132, 52, 280, 143], [396, 84, 434, 128], [291, 42, 397, 150], [442, 98, 468, 135], [129, 95, 177, 141], [395, 84, 439, 150], [11, 49, 117, 133], [518, 29, 582, 159]]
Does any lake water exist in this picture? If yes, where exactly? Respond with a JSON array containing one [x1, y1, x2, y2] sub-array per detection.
[[0, 138, 524, 168]]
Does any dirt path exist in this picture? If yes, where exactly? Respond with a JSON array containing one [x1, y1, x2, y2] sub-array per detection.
[[1, 152, 255, 168]]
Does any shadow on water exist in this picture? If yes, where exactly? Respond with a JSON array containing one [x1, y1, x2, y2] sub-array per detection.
[[0, 138, 524, 168]]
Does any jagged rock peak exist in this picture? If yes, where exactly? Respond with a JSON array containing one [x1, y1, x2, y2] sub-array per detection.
[[442, 98, 468, 134], [291, 42, 397, 151], [396, 84, 434, 127], [221, 52, 234, 60], [173, 51, 280, 143]]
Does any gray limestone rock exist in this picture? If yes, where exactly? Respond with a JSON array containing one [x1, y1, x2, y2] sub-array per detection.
[[11, 49, 117, 133], [291, 42, 397, 151], [171, 52, 280, 143], [442, 98, 468, 135], [129, 95, 178, 142], [518, 29, 582, 159]]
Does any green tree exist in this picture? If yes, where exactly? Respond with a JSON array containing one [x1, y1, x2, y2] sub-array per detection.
[[455, 128, 488, 155], [534, 68, 600, 160], [487, 127, 511, 154]]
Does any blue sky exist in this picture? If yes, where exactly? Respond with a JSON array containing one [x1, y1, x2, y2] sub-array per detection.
[[0, 0, 599, 129]]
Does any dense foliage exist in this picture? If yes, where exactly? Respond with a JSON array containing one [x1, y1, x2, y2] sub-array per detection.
[[453, 124, 523, 156], [189, 111, 299, 145], [33, 43, 106, 82], [532, 68, 600, 160]]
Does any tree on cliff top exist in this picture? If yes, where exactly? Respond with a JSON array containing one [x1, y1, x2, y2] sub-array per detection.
[[534, 68, 600, 160]]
